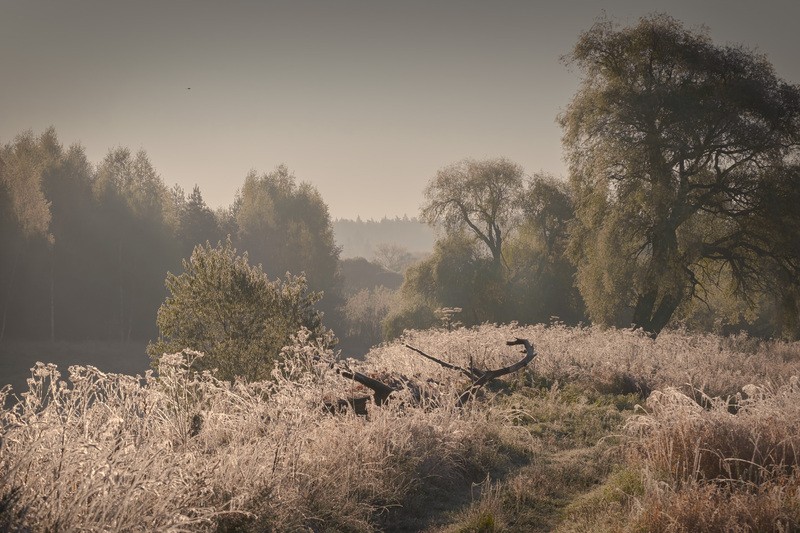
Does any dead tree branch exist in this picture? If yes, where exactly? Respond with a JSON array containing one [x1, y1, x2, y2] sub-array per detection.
[[405, 338, 537, 406], [333, 365, 397, 406], [322, 338, 536, 414], [403, 344, 482, 380]]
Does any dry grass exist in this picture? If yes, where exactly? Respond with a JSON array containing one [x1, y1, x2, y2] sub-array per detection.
[[374, 323, 800, 399], [619, 380, 800, 532], [0, 332, 516, 532], [2, 324, 800, 531]]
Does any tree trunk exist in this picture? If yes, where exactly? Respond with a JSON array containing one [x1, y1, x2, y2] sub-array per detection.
[[633, 291, 681, 338], [0, 239, 24, 342], [50, 248, 55, 343], [119, 242, 124, 343], [631, 226, 683, 338]]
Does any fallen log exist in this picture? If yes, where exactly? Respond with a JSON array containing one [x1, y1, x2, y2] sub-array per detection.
[[324, 338, 536, 413], [405, 338, 536, 406]]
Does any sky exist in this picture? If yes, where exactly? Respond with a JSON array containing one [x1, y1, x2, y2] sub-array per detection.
[[2, 1, 799, 220]]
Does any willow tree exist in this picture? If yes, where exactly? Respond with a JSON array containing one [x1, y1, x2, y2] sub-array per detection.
[[421, 157, 525, 267], [561, 14, 800, 337]]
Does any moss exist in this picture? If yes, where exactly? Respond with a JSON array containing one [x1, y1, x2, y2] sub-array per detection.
[[558, 468, 644, 532]]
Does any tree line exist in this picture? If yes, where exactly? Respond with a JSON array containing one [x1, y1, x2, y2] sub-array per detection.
[[0, 133, 341, 343], [333, 217, 435, 261], [386, 14, 800, 341]]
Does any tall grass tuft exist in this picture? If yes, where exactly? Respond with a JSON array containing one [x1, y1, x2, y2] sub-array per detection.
[[622, 379, 800, 531]]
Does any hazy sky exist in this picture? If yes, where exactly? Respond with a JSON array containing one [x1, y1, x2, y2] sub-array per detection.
[[2, 1, 798, 219]]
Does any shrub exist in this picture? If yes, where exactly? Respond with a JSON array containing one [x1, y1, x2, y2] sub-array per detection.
[[147, 238, 324, 381]]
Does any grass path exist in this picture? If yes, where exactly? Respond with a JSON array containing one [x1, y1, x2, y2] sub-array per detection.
[[399, 383, 637, 532]]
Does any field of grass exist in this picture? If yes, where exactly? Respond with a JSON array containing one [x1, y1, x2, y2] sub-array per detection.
[[1, 324, 799, 531]]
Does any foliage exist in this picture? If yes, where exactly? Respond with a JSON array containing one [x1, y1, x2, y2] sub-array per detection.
[[399, 164, 584, 333], [93, 147, 183, 341], [175, 184, 222, 258], [561, 14, 800, 337], [0, 129, 57, 341], [422, 157, 525, 265], [0, 129, 361, 345], [341, 285, 397, 352], [235, 165, 340, 295], [394, 233, 506, 328], [0, 130, 183, 342], [147, 239, 323, 381], [382, 297, 439, 341], [372, 242, 417, 273], [338, 257, 403, 297], [0, 129, 55, 240], [504, 175, 585, 325]]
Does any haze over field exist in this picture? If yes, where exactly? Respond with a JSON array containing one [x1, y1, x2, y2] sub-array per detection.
[[2, 0, 799, 219]]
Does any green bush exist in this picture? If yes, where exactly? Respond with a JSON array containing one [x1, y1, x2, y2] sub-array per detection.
[[147, 238, 324, 381]]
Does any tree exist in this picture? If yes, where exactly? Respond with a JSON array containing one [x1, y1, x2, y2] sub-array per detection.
[[94, 148, 179, 340], [234, 166, 340, 294], [177, 185, 221, 257], [408, 159, 585, 329], [421, 158, 525, 266], [0, 129, 56, 340], [147, 239, 324, 381], [561, 14, 800, 337], [372, 243, 415, 273], [342, 285, 397, 351], [41, 140, 99, 341], [388, 233, 505, 332], [505, 175, 585, 325]]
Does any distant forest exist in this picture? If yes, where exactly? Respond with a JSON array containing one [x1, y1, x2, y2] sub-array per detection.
[[333, 217, 435, 260]]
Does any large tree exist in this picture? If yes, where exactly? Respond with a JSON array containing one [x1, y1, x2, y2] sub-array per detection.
[[177, 185, 221, 257], [561, 14, 800, 337], [94, 148, 179, 340], [0, 130, 56, 340]]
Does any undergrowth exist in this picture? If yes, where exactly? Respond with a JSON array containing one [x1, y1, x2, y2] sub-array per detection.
[[1, 324, 799, 531]]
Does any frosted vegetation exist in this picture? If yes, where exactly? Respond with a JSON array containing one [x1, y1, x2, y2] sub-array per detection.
[[2, 324, 799, 531]]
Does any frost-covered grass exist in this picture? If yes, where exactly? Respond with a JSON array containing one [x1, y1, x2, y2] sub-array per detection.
[[2, 324, 799, 532]]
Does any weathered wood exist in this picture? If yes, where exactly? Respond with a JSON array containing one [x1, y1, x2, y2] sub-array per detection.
[[403, 344, 483, 380], [334, 366, 397, 405], [325, 338, 536, 413], [323, 396, 371, 416], [455, 338, 536, 406]]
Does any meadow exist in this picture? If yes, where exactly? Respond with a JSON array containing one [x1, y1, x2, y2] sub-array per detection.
[[2, 324, 799, 532]]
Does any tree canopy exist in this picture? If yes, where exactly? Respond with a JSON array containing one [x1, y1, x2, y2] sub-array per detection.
[[235, 166, 340, 292], [561, 14, 800, 337], [421, 157, 525, 266], [387, 159, 584, 337]]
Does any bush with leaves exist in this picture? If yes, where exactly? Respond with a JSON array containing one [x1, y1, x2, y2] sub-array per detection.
[[147, 239, 324, 381]]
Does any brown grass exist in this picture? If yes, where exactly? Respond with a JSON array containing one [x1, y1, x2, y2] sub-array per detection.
[[2, 324, 799, 531]]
